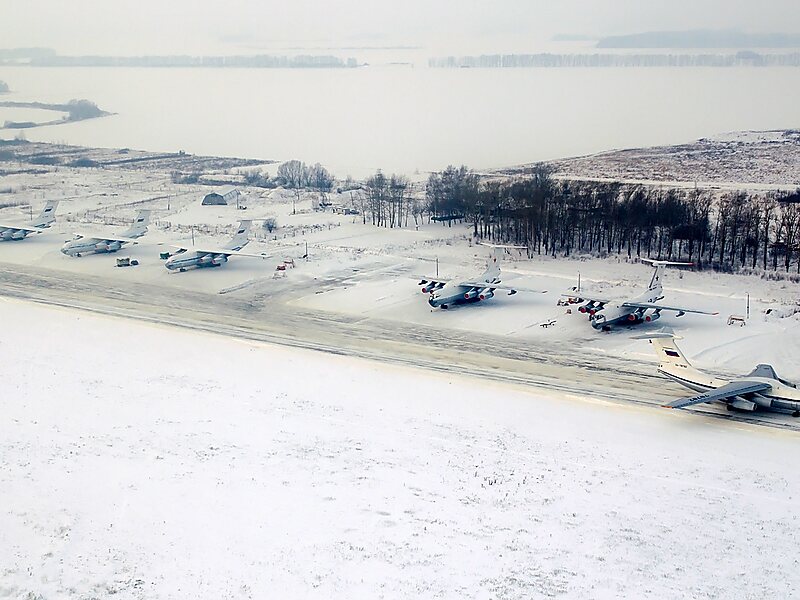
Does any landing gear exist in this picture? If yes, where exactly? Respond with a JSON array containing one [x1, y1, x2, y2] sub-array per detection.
[[726, 404, 736, 411], [441, 304, 449, 309], [179, 267, 186, 272], [75, 253, 82, 258], [792, 410, 799, 418]]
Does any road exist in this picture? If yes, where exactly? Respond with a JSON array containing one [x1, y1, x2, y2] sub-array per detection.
[[1, 261, 798, 431]]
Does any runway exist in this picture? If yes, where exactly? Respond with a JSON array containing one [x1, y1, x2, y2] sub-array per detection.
[[1, 261, 798, 431]]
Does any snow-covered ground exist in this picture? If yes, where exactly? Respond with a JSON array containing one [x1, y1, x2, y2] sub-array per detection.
[[529, 130, 800, 191], [2, 298, 799, 599], [2, 165, 800, 383]]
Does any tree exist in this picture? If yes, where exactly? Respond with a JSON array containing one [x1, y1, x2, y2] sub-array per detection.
[[364, 170, 388, 226], [277, 160, 308, 188], [66, 99, 104, 120], [307, 163, 334, 191]]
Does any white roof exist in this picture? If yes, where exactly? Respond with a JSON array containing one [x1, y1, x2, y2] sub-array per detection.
[[206, 185, 238, 198]]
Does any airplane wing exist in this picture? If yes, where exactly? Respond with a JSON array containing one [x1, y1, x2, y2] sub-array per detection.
[[0, 223, 43, 233], [72, 233, 141, 244], [102, 235, 141, 244], [166, 244, 270, 258], [560, 292, 611, 303], [461, 280, 547, 293], [621, 301, 718, 315], [665, 380, 772, 409], [414, 275, 450, 285]]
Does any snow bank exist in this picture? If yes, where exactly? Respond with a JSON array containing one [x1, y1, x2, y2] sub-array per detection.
[[1, 299, 799, 599]]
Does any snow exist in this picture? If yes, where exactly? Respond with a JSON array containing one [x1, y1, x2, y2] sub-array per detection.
[[2, 298, 800, 599], [2, 166, 800, 382], [533, 129, 800, 191]]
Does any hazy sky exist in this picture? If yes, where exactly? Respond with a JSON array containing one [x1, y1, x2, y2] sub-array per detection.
[[3, 0, 800, 54]]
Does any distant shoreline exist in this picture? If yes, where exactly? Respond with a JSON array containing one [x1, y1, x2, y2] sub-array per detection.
[[0, 100, 110, 130], [2, 130, 798, 192]]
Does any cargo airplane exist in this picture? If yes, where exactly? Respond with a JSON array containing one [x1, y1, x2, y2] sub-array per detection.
[[567, 259, 716, 330], [163, 220, 269, 271], [0, 201, 59, 241], [417, 243, 546, 309], [639, 332, 800, 416], [61, 209, 151, 256]]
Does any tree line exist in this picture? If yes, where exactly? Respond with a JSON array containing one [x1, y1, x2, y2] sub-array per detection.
[[421, 165, 800, 273], [428, 52, 800, 68]]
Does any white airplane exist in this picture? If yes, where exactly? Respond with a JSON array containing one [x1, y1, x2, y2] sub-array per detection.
[[638, 332, 800, 417], [417, 243, 546, 309], [567, 259, 717, 330], [163, 220, 269, 271], [0, 200, 59, 241], [61, 209, 151, 257]]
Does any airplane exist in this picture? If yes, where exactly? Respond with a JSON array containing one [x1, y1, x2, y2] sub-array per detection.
[[0, 200, 59, 241], [637, 332, 800, 417], [566, 259, 717, 330], [61, 209, 151, 257], [417, 243, 546, 309], [163, 220, 269, 271]]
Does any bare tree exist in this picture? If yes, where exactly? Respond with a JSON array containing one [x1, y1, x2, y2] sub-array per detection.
[[277, 160, 308, 188]]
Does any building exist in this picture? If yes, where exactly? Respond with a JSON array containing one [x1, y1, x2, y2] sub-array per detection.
[[202, 186, 239, 206]]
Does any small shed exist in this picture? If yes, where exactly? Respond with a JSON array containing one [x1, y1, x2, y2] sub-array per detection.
[[202, 186, 240, 206]]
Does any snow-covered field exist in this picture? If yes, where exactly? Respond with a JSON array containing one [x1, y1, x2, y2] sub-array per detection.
[[2, 162, 800, 383], [2, 299, 800, 599], [532, 130, 800, 191]]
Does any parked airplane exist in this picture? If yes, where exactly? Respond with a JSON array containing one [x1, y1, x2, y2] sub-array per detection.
[[163, 220, 269, 271], [418, 243, 546, 309], [567, 259, 716, 330], [61, 209, 151, 257], [638, 332, 800, 416], [0, 200, 59, 241]]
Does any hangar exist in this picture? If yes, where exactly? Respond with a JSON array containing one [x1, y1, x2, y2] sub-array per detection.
[[202, 186, 239, 206]]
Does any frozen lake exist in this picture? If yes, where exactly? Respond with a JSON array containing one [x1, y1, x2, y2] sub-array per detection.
[[1, 65, 799, 176]]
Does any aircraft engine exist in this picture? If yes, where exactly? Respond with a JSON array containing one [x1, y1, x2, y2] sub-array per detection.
[[729, 397, 756, 411], [751, 394, 774, 409], [94, 241, 110, 251], [421, 282, 438, 294], [644, 311, 660, 323], [590, 313, 607, 329], [198, 254, 215, 265], [627, 313, 638, 322], [478, 288, 494, 300], [10, 230, 26, 240], [463, 289, 479, 300], [211, 254, 228, 266], [107, 241, 122, 252]]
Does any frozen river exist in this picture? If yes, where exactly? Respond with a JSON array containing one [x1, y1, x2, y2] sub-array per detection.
[[1, 65, 799, 176]]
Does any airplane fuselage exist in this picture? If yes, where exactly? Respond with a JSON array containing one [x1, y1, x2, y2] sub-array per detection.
[[659, 363, 800, 414], [590, 288, 663, 330], [0, 227, 34, 241], [61, 238, 125, 256], [428, 277, 500, 308], [165, 251, 229, 271]]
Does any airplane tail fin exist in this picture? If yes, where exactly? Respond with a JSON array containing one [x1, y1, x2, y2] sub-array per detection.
[[641, 259, 692, 291], [477, 242, 526, 281], [32, 200, 59, 228], [633, 331, 692, 370], [122, 209, 151, 239], [224, 220, 252, 251]]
